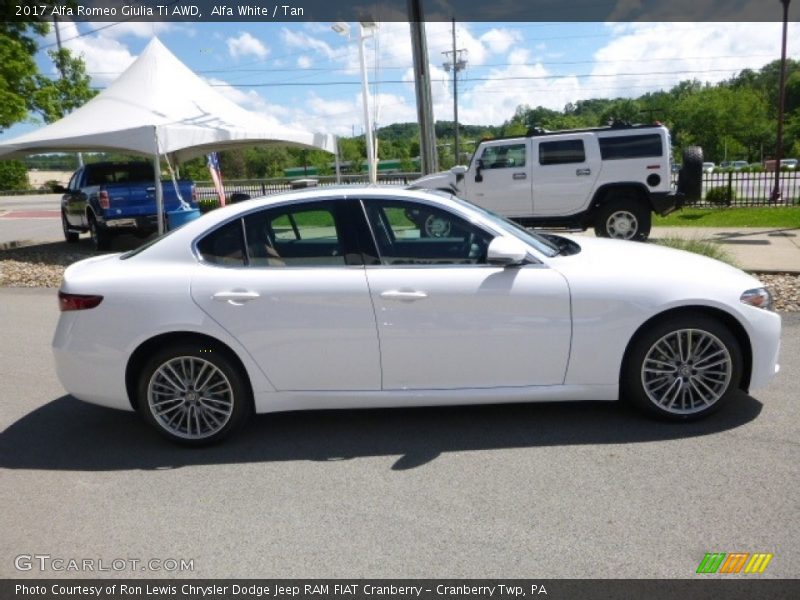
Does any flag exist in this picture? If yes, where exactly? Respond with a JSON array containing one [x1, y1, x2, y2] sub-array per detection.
[[207, 152, 226, 206]]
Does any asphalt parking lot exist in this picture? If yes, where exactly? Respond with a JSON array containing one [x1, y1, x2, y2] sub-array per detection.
[[0, 287, 798, 579]]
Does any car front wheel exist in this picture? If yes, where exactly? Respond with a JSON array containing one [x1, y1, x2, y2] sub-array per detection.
[[623, 314, 743, 420], [137, 344, 252, 445]]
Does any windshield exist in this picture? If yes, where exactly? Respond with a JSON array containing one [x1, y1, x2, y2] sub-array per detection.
[[437, 192, 561, 257]]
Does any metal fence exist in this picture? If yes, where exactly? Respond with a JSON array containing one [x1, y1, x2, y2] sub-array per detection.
[[195, 173, 417, 205], [673, 171, 800, 207], [193, 170, 800, 209]]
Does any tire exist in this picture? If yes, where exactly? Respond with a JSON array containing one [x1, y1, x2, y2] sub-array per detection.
[[593, 197, 652, 241], [622, 314, 743, 421], [136, 343, 253, 446], [677, 146, 703, 202], [61, 211, 79, 243], [88, 214, 112, 251]]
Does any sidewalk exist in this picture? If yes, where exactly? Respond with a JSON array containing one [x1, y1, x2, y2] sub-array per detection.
[[574, 227, 800, 273]]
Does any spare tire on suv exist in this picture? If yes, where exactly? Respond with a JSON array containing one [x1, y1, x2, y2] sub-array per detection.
[[677, 146, 703, 203]]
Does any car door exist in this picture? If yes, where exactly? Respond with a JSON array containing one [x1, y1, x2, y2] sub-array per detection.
[[464, 140, 533, 217], [190, 199, 381, 392], [531, 134, 600, 216], [359, 197, 571, 390]]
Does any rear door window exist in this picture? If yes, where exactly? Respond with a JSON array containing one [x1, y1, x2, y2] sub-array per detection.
[[539, 139, 586, 165]]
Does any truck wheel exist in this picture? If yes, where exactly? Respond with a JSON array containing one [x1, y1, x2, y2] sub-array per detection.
[[594, 198, 651, 241], [89, 215, 112, 251], [677, 146, 703, 203], [61, 211, 79, 243]]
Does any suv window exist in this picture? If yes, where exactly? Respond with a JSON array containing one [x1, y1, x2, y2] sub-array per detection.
[[363, 199, 492, 265], [479, 143, 526, 169], [599, 134, 662, 160], [539, 139, 585, 165]]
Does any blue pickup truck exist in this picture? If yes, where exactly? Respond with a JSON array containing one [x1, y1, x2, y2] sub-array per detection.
[[60, 161, 196, 250]]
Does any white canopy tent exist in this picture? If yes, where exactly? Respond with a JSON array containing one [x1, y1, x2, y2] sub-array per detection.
[[0, 38, 337, 232]]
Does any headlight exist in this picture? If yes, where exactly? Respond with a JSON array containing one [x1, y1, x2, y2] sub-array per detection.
[[740, 287, 773, 311]]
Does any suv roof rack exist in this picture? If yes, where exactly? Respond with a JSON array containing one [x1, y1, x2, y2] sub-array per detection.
[[523, 122, 660, 137]]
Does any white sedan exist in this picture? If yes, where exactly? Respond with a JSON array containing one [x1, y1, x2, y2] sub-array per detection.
[[53, 188, 781, 445]]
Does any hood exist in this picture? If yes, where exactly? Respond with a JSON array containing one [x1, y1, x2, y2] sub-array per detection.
[[549, 235, 763, 294]]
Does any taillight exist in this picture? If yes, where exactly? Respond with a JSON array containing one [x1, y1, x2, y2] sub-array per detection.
[[59, 291, 103, 311], [98, 190, 110, 209]]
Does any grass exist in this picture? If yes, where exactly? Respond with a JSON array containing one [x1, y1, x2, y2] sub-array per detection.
[[654, 206, 800, 228], [653, 236, 739, 268]]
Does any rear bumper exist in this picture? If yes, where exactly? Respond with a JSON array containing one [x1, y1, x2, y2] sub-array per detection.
[[100, 215, 159, 232], [650, 191, 685, 216]]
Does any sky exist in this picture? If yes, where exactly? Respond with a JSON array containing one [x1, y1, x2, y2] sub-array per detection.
[[2, 19, 798, 142]]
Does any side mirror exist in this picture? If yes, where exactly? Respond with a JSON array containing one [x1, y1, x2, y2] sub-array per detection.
[[475, 159, 484, 183], [450, 165, 467, 175], [487, 236, 530, 266]]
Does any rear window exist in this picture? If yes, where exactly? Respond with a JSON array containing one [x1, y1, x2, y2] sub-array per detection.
[[84, 163, 153, 185], [599, 134, 663, 160]]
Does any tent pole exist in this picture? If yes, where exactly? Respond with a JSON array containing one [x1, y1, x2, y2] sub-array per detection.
[[153, 128, 165, 234]]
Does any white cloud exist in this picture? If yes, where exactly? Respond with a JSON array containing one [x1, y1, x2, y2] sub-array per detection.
[[44, 22, 137, 85], [585, 22, 800, 101], [226, 32, 269, 60], [280, 28, 340, 61], [480, 28, 522, 55], [297, 56, 312, 69]]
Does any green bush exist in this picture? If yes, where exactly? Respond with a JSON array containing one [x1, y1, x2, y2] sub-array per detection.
[[197, 198, 219, 214], [705, 186, 735, 206], [0, 161, 29, 191]]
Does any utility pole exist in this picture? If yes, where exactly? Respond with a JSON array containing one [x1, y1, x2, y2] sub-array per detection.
[[408, 0, 438, 174], [771, 0, 791, 202], [442, 18, 467, 164]]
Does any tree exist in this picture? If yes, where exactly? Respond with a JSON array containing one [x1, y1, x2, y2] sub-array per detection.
[[0, 10, 95, 131], [0, 21, 47, 130], [32, 48, 95, 123]]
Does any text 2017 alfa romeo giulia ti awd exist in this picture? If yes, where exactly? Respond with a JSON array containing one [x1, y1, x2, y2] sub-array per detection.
[[53, 188, 781, 445]]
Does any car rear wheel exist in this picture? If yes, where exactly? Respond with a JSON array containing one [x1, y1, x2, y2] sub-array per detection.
[[137, 344, 253, 445], [594, 198, 651, 241], [623, 314, 743, 420], [62, 211, 79, 243], [88, 215, 112, 251]]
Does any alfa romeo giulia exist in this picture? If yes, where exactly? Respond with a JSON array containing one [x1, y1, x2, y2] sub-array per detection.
[[52, 188, 781, 445]]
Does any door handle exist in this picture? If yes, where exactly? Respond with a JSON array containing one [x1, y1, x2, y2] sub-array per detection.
[[512, 172, 527, 180], [213, 291, 260, 305], [576, 168, 591, 176], [380, 290, 428, 302]]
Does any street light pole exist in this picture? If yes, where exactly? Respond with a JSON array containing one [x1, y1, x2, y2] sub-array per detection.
[[357, 23, 378, 185], [332, 21, 379, 184], [771, 0, 791, 202]]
